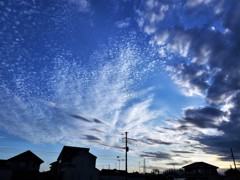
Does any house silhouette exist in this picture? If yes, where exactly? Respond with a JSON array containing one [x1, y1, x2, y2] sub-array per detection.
[[0, 150, 43, 180], [7, 150, 44, 172], [182, 162, 219, 180], [50, 146, 99, 180]]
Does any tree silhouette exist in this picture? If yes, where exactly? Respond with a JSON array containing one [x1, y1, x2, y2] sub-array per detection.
[[224, 168, 240, 177], [151, 168, 160, 175]]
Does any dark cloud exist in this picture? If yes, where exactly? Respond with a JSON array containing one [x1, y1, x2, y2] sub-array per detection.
[[197, 135, 240, 162], [70, 114, 91, 122], [140, 151, 172, 160], [70, 115, 105, 124], [133, 137, 173, 146], [183, 2, 240, 160], [194, 93, 240, 161], [145, 137, 173, 145], [183, 106, 225, 128], [171, 150, 194, 154], [93, 118, 105, 124], [138, 0, 240, 161], [176, 62, 210, 92], [156, 126, 176, 134], [228, 92, 240, 124], [90, 128, 105, 133], [84, 135, 101, 141], [114, 145, 125, 150], [223, 0, 240, 35], [166, 160, 191, 166], [128, 137, 139, 142]]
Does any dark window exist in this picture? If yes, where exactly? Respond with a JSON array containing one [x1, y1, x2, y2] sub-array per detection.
[[19, 161, 26, 168]]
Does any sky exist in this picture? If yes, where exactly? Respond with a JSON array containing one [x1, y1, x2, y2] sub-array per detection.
[[0, 0, 240, 173]]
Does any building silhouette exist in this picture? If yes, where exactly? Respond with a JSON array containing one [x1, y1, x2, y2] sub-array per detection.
[[0, 150, 43, 180], [50, 146, 99, 180], [182, 162, 219, 180]]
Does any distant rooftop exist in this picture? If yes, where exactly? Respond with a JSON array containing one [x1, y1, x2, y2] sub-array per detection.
[[7, 150, 44, 163], [183, 162, 218, 169], [57, 145, 96, 161]]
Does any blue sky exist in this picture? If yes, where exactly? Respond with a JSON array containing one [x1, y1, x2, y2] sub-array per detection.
[[1, 0, 240, 172]]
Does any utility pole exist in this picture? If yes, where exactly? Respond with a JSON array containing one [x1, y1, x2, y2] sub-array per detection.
[[231, 148, 237, 169], [125, 132, 129, 180]]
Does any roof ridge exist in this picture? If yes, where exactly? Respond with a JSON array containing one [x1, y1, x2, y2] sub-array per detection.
[[7, 150, 44, 163]]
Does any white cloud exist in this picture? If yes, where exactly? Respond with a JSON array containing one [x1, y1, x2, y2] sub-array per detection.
[[137, 1, 169, 35], [146, 0, 158, 9], [214, 0, 225, 14], [167, 34, 191, 57], [119, 98, 161, 132], [149, 31, 169, 46], [0, 41, 166, 151], [198, 127, 224, 136], [155, 32, 169, 46], [171, 73, 204, 97], [186, 0, 212, 7], [69, 0, 91, 13], [146, 4, 169, 24], [144, 25, 156, 35], [192, 45, 211, 64], [115, 18, 131, 28]]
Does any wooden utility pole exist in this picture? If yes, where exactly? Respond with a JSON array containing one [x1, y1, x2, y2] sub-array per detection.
[[125, 132, 128, 180], [231, 148, 237, 169]]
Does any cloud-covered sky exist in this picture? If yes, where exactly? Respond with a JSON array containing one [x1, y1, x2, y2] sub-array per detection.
[[0, 0, 239, 172]]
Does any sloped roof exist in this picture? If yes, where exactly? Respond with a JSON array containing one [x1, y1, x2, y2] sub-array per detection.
[[50, 161, 58, 165], [182, 162, 218, 169], [8, 150, 44, 163], [57, 146, 96, 161]]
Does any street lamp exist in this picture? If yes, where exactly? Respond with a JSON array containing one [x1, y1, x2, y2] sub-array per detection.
[[117, 156, 124, 170]]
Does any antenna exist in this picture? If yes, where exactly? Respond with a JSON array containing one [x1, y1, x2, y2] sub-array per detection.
[[117, 156, 124, 170]]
